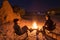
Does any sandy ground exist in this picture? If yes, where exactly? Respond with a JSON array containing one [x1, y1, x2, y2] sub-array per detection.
[[0, 15, 60, 40]]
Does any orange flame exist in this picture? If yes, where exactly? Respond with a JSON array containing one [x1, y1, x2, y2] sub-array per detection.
[[32, 22, 38, 29]]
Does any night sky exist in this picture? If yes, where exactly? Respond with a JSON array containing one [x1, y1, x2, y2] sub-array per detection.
[[0, 0, 60, 12]]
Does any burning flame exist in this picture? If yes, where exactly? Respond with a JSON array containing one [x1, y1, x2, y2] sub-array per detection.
[[32, 22, 38, 29]]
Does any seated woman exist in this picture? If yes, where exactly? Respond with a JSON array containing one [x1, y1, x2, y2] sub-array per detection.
[[43, 14, 56, 33]]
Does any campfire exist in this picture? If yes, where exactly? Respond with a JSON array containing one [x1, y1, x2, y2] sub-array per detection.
[[31, 21, 43, 31], [32, 21, 38, 29]]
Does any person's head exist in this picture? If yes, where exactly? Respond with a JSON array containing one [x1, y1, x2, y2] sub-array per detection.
[[45, 14, 50, 20], [13, 19, 19, 24]]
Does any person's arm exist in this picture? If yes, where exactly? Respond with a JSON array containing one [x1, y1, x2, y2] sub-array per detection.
[[44, 20, 48, 27]]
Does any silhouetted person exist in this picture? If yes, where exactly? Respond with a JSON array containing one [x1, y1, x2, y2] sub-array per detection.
[[13, 19, 22, 35], [13, 19, 28, 40], [43, 14, 56, 33]]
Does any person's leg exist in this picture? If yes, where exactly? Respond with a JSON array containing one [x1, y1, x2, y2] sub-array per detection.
[[42, 26, 47, 40]]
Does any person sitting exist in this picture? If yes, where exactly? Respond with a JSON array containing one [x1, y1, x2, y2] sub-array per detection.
[[13, 19, 22, 35], [13, 19, 28, 36], [43, 14, 56, 34]]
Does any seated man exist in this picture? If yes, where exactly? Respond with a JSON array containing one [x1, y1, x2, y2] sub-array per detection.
[[13, 19, 28, 36], [43, 14, 56, 33], [13, 19, 22, 35]]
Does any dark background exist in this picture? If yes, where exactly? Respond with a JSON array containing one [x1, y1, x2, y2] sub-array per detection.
[[0, 0, 60, 12]]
